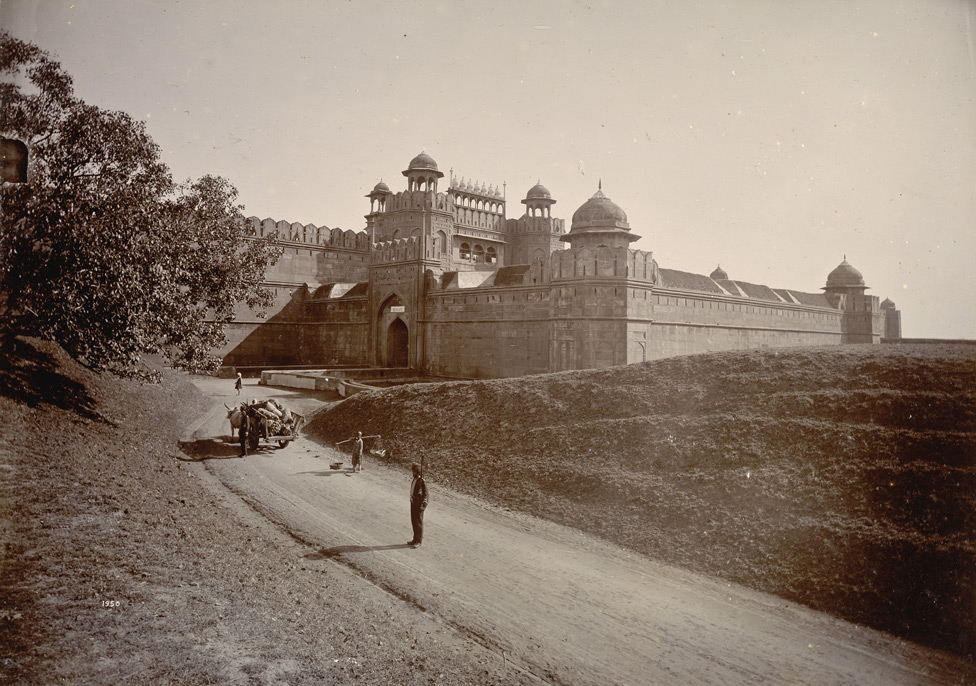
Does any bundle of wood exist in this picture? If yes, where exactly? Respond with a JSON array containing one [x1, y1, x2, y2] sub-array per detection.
[[246, 399, 298, 437]]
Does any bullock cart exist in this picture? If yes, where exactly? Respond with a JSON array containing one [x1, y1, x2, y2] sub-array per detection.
[[232, 399, 305, 451]]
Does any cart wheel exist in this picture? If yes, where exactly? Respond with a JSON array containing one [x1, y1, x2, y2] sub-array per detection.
[[277, 439, 291, 449]]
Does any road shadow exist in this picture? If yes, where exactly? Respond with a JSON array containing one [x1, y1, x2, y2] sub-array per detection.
[[176, 437, 276, 462], [306, 544, 412, 560], [0, 334, 104, 422], [293, 468, 354, 477]]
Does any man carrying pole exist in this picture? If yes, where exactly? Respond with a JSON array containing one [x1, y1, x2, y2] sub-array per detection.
[[336, 431, 380, 472]]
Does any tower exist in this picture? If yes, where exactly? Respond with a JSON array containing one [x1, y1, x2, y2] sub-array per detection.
[[367, 153, 453, 369], [823, 257, 882, 343], [504, 182, 566, 265]]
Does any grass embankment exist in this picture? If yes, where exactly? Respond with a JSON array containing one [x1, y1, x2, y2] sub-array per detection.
[[0, 336, 532, 685], [310, 344, 976, 659]]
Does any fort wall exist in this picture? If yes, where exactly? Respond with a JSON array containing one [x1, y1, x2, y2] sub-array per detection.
[[212, 155, 902, 376], [423, 286, 553, 378]]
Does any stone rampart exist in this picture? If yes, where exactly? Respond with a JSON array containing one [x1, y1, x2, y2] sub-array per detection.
[[246, 216, 368, 250], [384, 190, 452, 213], [549, 246, 658, 282], [423, 286, 553, 378], [372, 236, 423, 264]]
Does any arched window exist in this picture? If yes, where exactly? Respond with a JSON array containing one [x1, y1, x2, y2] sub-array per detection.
[[473, 245, 485, 263], [460, 243, 471, 260], [486, 246, 498, 264]]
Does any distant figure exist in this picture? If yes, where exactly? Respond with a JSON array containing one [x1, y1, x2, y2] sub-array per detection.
[[407, 463, 428, 548], [234, 373, 243, 396], [238, 406, 250, 457], [336, 431, 379, 473], [351, 431, 364, 472]]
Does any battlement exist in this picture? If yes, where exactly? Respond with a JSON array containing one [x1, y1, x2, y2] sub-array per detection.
[[380, 190, 453, 213], [246, 216, 368, 250], [507, 215, 566, 235], [371, 235, 424, 263], [549, 246, 658, 283]]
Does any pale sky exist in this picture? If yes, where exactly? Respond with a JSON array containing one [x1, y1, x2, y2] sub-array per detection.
[[3, 0, 974, 339]]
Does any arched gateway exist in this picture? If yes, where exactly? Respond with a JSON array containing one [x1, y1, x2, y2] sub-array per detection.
[[386, 318, 408, 367], [377, 293, 409, 368]]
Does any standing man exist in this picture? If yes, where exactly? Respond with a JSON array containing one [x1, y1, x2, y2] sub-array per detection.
[[234, 372, 243, 396], [351, 431, 364, 472], [337, 431, 378, 472], [407, 463, 428, 548], [238, 405, 250, 457]]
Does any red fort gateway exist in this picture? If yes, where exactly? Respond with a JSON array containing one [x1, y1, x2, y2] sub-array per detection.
[[217, 153, 902, 378]]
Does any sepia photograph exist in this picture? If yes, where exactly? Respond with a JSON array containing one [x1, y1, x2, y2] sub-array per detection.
[[1, 1, 974, 683]]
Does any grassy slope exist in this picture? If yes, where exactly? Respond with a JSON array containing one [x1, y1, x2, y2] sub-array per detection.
[[310, 344, 976, 659], [0, 337, 533, 685]]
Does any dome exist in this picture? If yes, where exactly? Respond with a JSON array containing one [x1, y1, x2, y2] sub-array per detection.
[[710, 265, 728, 280], [372, 181, 390, 193], [526, 182, 552, 200], [881, 297, 896, 309], [407, 152, 439, 171], [571, 187, 629, 231], [825, 258, 865, 288]]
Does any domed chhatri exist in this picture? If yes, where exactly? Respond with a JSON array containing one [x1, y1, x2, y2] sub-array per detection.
[[402, 151, 443, 191], [372, 180, 391, 193], [406, 151, 440, 172], [825, 257, 866, 288], [571, 185, 630, 231], [561, 183, 640, 250], [881, 297, 896, 309], [710, 265, 729, 280], [525, 182, 552, 201]]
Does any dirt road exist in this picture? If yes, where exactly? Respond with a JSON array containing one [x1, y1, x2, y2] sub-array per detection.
[[188, 378, 970, 686]]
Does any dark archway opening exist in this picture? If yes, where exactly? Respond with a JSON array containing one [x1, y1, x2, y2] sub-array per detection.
[[387, 318, 408, 367]]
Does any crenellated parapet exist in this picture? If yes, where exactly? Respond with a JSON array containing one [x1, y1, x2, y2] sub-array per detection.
[[381, 190, 452, 213], [371, 235, 424, 264], [508, 215, 566, 235], [549, 246, 659, 283], [246, 216, 368, 250]]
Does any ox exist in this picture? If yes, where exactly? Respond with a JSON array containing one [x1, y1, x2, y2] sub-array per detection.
[[224, 403, 243, 437]]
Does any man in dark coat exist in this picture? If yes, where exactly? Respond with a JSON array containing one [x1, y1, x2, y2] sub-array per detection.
[[408, 463, 428, 548], [238, 406, 250, 457]]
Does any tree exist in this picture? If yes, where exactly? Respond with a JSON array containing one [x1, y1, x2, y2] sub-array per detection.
[[0, 32, 280, 378]]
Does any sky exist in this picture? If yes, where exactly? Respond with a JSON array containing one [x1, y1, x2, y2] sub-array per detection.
[[2, 0, 975, 339]]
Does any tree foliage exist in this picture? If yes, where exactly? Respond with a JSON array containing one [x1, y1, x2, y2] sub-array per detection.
[[0, 32, 280, 377]]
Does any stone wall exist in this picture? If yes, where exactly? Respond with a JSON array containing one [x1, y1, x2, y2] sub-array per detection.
[[628, 286, 846, 361], [215, 220, 370, 367], [423, 287, 553, 378]]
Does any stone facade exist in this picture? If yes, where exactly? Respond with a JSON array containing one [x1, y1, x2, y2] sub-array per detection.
[[216, 153, 903, 377]]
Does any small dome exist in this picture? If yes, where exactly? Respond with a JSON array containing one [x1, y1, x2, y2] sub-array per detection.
[[881, 297, 896, 309], [571, 187, 629, 230], [372, 181, 390, 193], [407, 152, 439, 171], [826, 258, 865, 288], [526, 182, 551, 200], [710, 265, 728, 280]]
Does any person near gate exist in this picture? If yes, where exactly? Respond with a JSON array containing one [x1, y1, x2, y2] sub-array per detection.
[[407, 462, 428, 548]]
